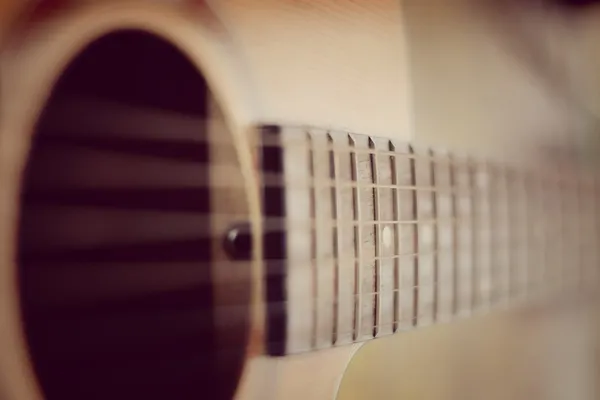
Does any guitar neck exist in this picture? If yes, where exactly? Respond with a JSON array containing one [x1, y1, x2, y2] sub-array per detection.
[[258, 125, 600, 356]]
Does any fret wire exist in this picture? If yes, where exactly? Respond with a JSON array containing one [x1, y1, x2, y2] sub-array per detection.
[[567, 178, 576, 288], [538, 171, 548, 297], [469, 159, 478, 312], [533, 173, 542, 294], [581, 180, 589, 285], [501, 165, 511, 305], [489, 164, 500, 305], [507, 169, 518, 301], [449, 153, 459, 316], [390, 141, 401, 332], [370, 138, 381, 337], [584, 179, 592, 284], [350, 135, 361, 341], [520, 172, 529, 299], [435, 152, 454, 321], [430, 149, 439, 322], [551, 171, 560, 292], [409, 145, 419, 327], [553, 173, 562, 292], [329, 133, 341, 345], [564, 178, 573, 289], [484, 161, 494, 308], [575, 178, 584, 289], [307, 131, 318, 349], [558, 169, 567, 292], [514, 171, 523, 299], [525, 172, 535, 296]]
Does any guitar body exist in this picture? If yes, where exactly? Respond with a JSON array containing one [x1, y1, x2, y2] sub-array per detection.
[[0, 1, 599, 400]]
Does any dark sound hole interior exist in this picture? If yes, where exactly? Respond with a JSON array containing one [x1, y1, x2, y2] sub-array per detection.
[[17, 30, 246, 400]]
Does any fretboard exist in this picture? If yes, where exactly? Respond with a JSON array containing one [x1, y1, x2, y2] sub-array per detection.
[[258, 125, 600, 356]]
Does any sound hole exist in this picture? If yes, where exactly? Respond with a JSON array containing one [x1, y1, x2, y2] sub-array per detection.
[[17, 30, 248, 400]]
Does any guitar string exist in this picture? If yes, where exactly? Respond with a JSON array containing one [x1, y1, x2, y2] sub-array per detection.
[[37, 130, 599, 347]]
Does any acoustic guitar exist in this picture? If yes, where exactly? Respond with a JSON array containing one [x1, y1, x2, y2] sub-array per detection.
[[1, 1, 599, 400]]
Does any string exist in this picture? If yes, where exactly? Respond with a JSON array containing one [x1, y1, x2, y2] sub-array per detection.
[[207, 276, 593, 348]]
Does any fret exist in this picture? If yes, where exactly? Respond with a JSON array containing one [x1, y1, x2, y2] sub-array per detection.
[[469, 159, 479, 311], [308, 131, 318, 348], [472, 161, 492, 311], [489, 166, 502, 305], [429, 150, 439, 322], [533, 174, 548, 299], [332, 132, 356, 345], [393, 143, 416, 330], [281, 127, 313, 353], [355, 134, 377, 341], [568, 177, 579, 289], [565, 178, 574, 288], [557, 172, 568, 293], [414, 145, 435, 326], [329, 133, 341, 345], [566, 176, 577, 289], [507, 169, 524, 303], [483, 162, 496, 308], [575, 178, 585, 289], [454, 157, 473, 317], [407, 146, 420, 327], [369, 138, 381, 337], [390, 141, 401, 332], [449, 155, 459, 316], [518, 171, 530, 302], [372, 138, 396, 337], [572, 177, 581, 287], [432, 150, 454, 322], [500, 166, 512, 305], [505, 168, 516, 303], [311, 130, 336, 348], [349, 136, 361, 341], [347, 135, 371, 341], [547, 173, 561, 294]]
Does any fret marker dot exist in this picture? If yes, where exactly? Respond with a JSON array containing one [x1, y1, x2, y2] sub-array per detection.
[[382, 226, 392, 248]]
